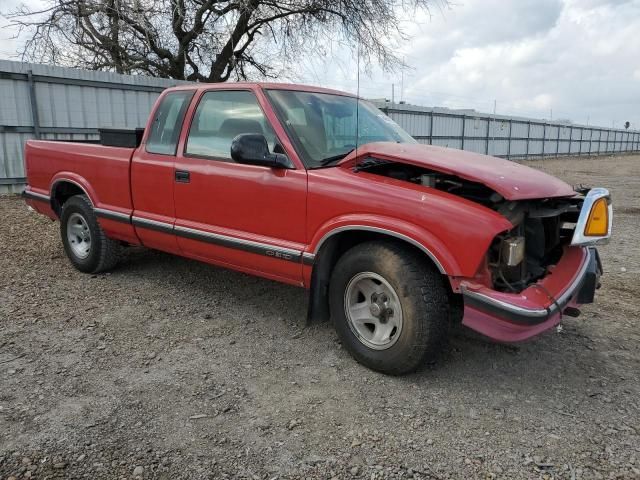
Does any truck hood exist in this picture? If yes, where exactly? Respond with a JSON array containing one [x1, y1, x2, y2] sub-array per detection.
[[339, 142, 576, 201]]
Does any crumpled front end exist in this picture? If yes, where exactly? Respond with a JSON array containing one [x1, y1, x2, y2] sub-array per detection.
[[458, 188, 612, 342]]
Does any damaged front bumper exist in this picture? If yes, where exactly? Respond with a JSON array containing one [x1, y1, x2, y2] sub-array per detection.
[[460, 246, 602, 342]]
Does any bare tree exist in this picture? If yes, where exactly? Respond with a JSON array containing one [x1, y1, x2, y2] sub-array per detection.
[[2, 0, 443, 82]]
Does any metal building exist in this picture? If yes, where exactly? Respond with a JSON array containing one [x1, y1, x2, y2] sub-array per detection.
[[2, 59, 639, 194], [373, 101, 640, 160], [0, 60, 185, 193]]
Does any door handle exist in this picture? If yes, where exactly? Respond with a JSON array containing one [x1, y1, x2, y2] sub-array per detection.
[[175, 170, 190, 183]]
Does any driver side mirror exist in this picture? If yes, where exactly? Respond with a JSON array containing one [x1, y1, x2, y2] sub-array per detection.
[[230, 133, 293, 169]]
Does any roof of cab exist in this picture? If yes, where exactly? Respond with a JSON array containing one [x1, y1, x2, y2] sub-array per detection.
[[166, 82, 356, 97]]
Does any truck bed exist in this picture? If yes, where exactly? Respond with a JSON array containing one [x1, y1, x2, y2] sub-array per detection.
[[25, 140, 136, 217]]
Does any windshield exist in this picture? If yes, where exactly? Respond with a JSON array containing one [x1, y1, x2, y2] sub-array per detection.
[[266, 90, 416, 168]]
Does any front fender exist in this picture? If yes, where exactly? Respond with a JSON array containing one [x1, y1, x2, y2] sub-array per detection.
[[306, 167, 514, 279], [307, 205, 512, 279], [308, 214, 456, 274]]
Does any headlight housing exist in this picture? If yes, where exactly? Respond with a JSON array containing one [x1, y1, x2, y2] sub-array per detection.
[[571, 188, 612, 246]]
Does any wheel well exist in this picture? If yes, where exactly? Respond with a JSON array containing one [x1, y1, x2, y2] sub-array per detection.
[[51, 181, 86, 217], [307, 230, 452, 323]]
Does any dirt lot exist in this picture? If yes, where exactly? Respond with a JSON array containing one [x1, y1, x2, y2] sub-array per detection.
[[1, 154, 639, 480]]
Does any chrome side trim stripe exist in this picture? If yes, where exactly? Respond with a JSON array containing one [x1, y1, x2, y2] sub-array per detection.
[[22, 190, 50, 202], [131, 216, 174, 235], [94, 208, 131, 223], [129, 215, 305, 264], [23, 190, 308, 266], [174, 225, 302, 263]]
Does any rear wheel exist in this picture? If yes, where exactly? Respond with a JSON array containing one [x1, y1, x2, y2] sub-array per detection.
[[60, 195, 120, 273], [329, 241, 449, 375]]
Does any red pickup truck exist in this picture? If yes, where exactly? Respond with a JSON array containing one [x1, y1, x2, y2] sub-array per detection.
[[23, 83, 612, 374]]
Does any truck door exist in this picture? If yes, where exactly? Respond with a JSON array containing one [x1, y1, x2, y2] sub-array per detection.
[[172, 88, 307, 285], [131, 90, 194, 253]]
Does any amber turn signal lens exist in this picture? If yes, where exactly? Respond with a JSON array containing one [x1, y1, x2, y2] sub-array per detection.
[[584, 197, 609, 236]]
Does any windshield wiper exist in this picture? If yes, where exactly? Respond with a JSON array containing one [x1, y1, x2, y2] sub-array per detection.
[[353, 157, 391, 172], [316, 149, 355, 167]]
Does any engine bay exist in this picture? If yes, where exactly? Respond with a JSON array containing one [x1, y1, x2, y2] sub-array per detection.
[[353, 157, 503, 206], [354, 157, 586, 292]]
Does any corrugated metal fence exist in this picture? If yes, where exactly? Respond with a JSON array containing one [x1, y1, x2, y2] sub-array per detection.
[[0, 60, 184, 193], [376, 103, 640, 159], [2, 60, 639, 193]]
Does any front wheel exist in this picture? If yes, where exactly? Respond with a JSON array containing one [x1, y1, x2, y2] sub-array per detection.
[[329, 241, 449, 375], [60, 194, 120, 273]]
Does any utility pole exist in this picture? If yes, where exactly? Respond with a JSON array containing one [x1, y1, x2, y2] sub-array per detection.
[[391, 84, 395, 105]]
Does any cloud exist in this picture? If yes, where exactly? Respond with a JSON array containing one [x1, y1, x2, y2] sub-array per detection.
[[298, 0, 640, 128], [1, 0, 638, 128]]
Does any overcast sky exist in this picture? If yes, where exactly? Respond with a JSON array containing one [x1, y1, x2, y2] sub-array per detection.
[[1, 0, 639, 128]]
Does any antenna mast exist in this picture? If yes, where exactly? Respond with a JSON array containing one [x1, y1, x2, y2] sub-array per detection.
[[355, 36, 361, 168]]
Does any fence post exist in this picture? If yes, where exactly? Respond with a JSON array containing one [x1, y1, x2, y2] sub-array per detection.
[[626, 131, 630, 153], [579, 127, 583, 156], [568, 126, 573, 156], [618, 131, 621, 153], [461, 115, 466, 151], [429, 112, 434, 145], [485, 115, 490, 155], [525, 121, 531, 159], [507, 119, 512, 159], [27, 70, 41, 140], [541, 123, 546, 158], [556, 124, 561, 157]]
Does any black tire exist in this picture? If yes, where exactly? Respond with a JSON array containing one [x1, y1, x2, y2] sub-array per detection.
[[60, 194, 120, 273], [329, 241, 449, 375]]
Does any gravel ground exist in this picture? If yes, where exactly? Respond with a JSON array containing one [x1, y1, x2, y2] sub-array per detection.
[[1, 154, 639, 480]]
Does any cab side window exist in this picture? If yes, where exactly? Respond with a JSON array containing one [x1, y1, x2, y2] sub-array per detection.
[[186, 90, 277, 160], [146, 91, 194, 155]]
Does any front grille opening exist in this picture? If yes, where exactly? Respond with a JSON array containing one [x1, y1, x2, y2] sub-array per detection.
[[489, 200, 582, 293]]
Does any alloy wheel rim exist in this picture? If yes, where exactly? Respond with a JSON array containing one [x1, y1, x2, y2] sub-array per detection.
[[67, 212, 92, 259], [344, 272, 403, 350]]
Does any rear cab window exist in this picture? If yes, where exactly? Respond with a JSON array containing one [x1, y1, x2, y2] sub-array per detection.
[[185, 90, 277, 161], [146, 90, 194, 155]]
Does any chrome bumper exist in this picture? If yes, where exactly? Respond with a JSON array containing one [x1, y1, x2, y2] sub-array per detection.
[[462, 248, 601, 325]]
